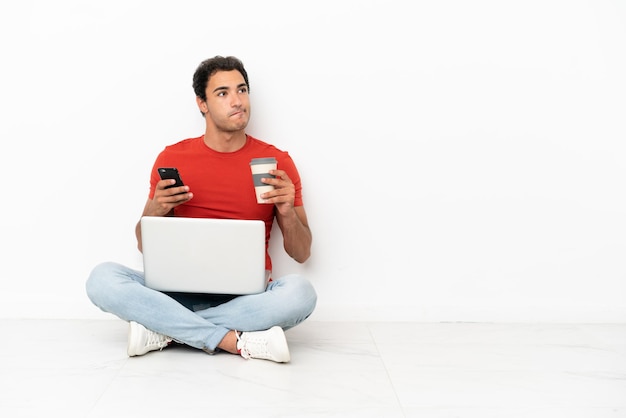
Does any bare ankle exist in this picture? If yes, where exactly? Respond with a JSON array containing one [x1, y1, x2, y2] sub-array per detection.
[[217, 330, 240, 354]]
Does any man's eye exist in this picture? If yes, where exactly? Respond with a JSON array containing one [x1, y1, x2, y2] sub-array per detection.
[[217, 91, 226, 97], [239, 87, 248, 94]]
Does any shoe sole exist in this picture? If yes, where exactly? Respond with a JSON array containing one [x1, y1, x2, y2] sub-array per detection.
[[268, 326, 290, 363], [127, 321, 143, 357]]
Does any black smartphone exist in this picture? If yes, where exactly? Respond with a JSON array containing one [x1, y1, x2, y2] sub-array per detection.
[[158, 167, 185, 189]]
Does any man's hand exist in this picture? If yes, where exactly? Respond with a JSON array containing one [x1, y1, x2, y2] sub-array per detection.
[[136, 179, 193, 252], [261, 170, 312, 263], [145, 179, 193, 217], [260, 169, 295, 216]]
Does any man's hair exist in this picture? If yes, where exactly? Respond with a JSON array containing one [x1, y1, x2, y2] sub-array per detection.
[[192, 55, 249, 101]]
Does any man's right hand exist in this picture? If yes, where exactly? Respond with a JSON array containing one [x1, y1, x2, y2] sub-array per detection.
[[146, 179, 193, 217]]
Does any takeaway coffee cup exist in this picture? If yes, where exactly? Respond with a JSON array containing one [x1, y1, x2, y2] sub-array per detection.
[[250, 157, 277, 204]]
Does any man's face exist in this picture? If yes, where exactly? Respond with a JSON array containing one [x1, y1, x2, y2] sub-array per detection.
[[199, 70, 250, 132]]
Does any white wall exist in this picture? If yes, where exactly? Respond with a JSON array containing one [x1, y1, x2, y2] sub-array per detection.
[[1, 0, 624, 322]]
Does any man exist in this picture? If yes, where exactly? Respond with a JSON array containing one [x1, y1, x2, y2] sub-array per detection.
[[86, 56, 317, 363]]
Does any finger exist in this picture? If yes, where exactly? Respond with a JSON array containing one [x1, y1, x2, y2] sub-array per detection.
[[170, 191, 192, 202], [157, 195, 192, 214], [270, 169, 290, 181], [265, 171, 293, 188], [157, 179, 176, 190], [262, 183, 294, 200], [166, 185, 189, 195]]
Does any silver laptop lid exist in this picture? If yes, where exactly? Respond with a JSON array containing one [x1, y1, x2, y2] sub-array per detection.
[[140, 216, 267, 294]]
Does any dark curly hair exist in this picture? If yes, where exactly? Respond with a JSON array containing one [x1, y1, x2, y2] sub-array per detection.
[[192, 55, 249, 101]]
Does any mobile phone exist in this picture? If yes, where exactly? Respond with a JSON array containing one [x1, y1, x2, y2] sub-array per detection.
[[158, 167, 185, 189]]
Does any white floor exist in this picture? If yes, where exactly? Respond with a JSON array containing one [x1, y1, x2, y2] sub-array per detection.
[[0, 319, 625, 417]]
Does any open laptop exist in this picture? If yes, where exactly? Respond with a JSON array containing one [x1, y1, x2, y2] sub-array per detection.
[[140, 216, 268, 295]]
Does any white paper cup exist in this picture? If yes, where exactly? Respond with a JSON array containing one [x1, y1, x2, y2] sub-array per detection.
[[250, 157, 277, 204]]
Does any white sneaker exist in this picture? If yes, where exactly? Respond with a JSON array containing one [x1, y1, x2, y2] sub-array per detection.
[[127, 321, 172, 357], [237, 326, 290, 363]]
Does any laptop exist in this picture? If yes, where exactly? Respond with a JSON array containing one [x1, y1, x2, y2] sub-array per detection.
[[140, 216, 268, 295]]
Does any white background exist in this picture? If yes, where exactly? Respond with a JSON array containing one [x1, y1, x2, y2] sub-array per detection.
[[1, 0, 624, 322]]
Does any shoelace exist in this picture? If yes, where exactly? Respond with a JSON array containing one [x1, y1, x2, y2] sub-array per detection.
[[237, 332, 270, 359], [146, 329, 170, 351]]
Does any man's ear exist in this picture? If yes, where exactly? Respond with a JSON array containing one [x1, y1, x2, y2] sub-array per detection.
[[196, 96, 208, 115]]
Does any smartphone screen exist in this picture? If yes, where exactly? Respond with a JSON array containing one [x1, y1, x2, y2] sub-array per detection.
[[158, 167, 185, 189]]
